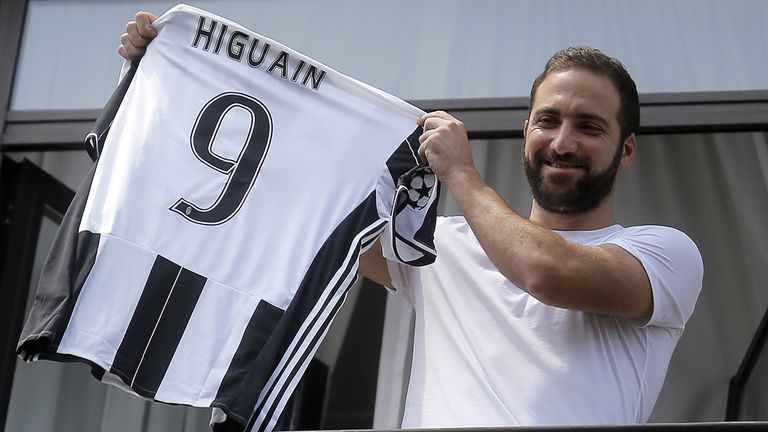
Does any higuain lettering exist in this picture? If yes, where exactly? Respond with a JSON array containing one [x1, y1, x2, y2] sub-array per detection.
[[191, 15, 327, 91]]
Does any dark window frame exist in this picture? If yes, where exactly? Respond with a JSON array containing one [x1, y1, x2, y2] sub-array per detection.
[[0, 0, 28, 157], [0, 157, 75, 430], [1, 90, 767, 153]]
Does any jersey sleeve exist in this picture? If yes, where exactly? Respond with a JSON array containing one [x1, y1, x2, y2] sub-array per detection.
[[376, 127, 440, 269], [607, 226, 703, 329], [85, 60, 140, 161]]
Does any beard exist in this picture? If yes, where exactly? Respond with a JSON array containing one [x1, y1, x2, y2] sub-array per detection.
[[523, 142, 623, 215]]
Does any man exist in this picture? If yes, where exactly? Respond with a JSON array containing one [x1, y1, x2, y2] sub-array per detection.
[[120, 12, 702, 427]]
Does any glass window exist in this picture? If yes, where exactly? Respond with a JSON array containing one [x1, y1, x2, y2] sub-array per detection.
[[10, 0, 768, 110]]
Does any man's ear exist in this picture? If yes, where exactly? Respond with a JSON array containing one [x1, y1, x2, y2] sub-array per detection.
[[620, 133, 636, 167]]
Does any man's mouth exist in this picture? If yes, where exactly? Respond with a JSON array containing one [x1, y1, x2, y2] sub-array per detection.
[[544, 160, 586, 170]]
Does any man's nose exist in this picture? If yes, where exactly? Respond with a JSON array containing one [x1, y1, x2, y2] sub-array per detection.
[[550, 123, 578, 155]]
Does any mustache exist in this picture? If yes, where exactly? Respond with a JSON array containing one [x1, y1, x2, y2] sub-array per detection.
[[536, 151, 590, 167]]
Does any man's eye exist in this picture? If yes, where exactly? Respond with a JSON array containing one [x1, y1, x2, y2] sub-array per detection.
[[581, 123, 603, 134], [537, 117, 556, 126]]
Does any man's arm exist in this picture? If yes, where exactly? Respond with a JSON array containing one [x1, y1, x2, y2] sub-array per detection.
[[418, 111, 653, 320], [359, 240, 393, 288]]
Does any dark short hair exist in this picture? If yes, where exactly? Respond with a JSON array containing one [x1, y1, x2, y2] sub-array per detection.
[[529, 46, 639, 141]]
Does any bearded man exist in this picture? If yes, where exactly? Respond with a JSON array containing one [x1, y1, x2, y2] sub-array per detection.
[[119, 15, 702, 427], [360, 46, 703, 427]]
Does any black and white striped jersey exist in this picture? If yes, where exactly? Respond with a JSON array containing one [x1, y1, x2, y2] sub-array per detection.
[[17, 4, 438, 432]]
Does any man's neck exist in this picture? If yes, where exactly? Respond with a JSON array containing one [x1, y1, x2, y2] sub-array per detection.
[[529, 197, 616, 231]]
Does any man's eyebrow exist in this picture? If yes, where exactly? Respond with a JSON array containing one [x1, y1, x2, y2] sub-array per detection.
[[533, 106, 611, 126], [532, 106, 561, 117], [576, 112, 610, 127]]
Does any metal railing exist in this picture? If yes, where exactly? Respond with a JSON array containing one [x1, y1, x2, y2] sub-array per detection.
[[726, 305, 768, 421]]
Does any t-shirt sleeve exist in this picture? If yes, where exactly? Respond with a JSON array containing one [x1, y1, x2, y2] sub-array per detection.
[[375, 127, 440, 274], [607, 225, 703, 329]]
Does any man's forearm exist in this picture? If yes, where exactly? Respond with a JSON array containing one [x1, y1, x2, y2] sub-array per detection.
[[444, 170, 575, 301]]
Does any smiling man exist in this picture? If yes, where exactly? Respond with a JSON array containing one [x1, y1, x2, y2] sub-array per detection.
[[361, 47, 703, 427], [119, 16, 703, 427]]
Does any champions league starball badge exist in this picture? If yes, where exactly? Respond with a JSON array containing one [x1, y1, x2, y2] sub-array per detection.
[[399, 166, 437, 210]]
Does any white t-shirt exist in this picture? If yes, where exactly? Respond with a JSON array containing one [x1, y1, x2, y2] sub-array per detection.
[[386, 216, 703, 427], [17, 4, 438, 432]]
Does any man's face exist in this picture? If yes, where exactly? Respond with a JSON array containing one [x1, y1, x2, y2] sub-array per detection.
[[523, 69, 632, 215]]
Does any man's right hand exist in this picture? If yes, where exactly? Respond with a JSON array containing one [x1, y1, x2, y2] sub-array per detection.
[[118, 11, 159, 60]]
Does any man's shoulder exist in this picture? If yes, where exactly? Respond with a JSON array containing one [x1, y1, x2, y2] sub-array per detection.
[[608, 224, 703, 274], [612, 224, 698, 248]]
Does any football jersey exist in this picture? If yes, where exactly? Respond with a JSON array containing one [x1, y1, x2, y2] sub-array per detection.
[[16, 4, 439, 432]]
